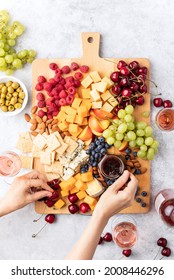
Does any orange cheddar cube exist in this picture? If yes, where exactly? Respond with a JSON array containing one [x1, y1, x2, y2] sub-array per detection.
[[81, 118, 88, 125], [57, 111, 67, 121], [70, 187, 79, 194], [65, 107, 76, 116], [81, 100, 92, 111], [76, 191, 87, 200], [81, 171, 93, 182], [90, 203, 97, 211], [74, 173, 81, 180], [81, 88, 91, 99], [72, 97, 82, 109], [66, 114, 76, 123], [61, 106, 69, 112], [58, 121, 69, 131], [60, 190, 69, 197], [69, 123, 79, 134], [75, 180, 87, 191], [84, 195, 97, 205], [77, 106, 88, 118], [70, 127, 83, 137], [74, 115, 84, 125], [54, 199, 66, 209]]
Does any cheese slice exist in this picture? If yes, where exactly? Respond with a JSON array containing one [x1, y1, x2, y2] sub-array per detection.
[[86, 179, 104, 197]]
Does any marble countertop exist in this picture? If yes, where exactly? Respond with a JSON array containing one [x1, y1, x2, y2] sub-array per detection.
[[0, 0, 174, 260]]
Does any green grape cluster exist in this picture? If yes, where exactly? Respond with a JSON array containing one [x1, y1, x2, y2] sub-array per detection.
[[102, 105, 159, 160], [0, 10, 36, 75]]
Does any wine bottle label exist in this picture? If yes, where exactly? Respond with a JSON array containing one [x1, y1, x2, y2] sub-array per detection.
[[155, 193, 165, 214]]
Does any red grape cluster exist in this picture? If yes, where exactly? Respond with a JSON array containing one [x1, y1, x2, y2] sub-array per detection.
[[110, 60, 148, 114]]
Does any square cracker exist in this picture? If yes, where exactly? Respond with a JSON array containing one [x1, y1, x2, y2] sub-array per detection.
[[16, 137, 33, 153], [46, 173, 60, 181], [64, 136, 78, 154], [20, 155, 33, 169], [32, 145, 41, 158], [40, 151, 51, 165], [44, 161, 63, 174], [56, 142, 68, 155], [47, 134, 61, 151], [19, 132, 32, 141], [33, 134, 47, 150]]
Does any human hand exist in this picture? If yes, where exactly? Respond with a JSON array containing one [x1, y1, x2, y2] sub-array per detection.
[[0, 170, 53, 217], [93, 170, 138, 221]]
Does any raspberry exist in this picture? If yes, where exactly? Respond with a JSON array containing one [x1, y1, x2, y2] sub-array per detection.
[[59, 90, 67, 99], [68, 86, 76, 95], [80, 65, 89, 73], [48, 103, 58, 112], [59, 98, 67, 106], [55, 84, 64, 92], [70, 62, 79, 71], [37, 110, 46, 118], [55, 68, 62, 75], [65, 76, 74, 83], [49, 63, 58, 71], [74, 72, 83, 80], [52, 110, 59, 116], [54, 73, 61, 82], [74, 79, 81, 88], [55, 100, 61, 107], [66, 95, 74, 105], [59, 77, 66, 85], [43, 82, 53, 92], [49, 78, 57, 86], [46, 97, 55, 106], [47, 91, 54, 97], [51, 88, 59, 96], [35, 83, 44, 91], [36, 92, 45, 101], [37, 75, 46, 83], [47, 114, 53, 120], [38, 100, 46, 108], [61, 65, 70, 74]]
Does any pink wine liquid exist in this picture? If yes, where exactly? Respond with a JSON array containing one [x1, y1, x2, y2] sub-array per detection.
[[155, 189, 174, 226], [0, 152, 22, 176], [113, 222, 137, 248], [155, 109, 174, 131]]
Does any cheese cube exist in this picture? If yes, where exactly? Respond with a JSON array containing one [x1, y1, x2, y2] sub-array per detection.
[[90, 71, 101, 83], [77, 191, 87, 200], [91, 83, 99, 91], [102, 102, 113, 112], [81, 171, 93, 182], [90, 203, 97, 211], [84, 195, 97, 205], [102, 76, 114, 89], [86, 179, 104, 197], [69, 123, 79, 134], [108, 96, 118, 107], [92, 101, 103, 109], [60, 177, 76, 191], [74, 115, 84, 125], [95, 81, 108, 93], [77, 106, 88, 118], [70, 187, 79, 194], [65, 106, 76, 116], [70, 127, 83, 137], [74, 173, 81, 180], [72, 97, 82, 109], [81, 88, 91, 99], [59, 180, 68, 189], [81, 75, 93, 88], [60, 190, 69, 197], [54, 199, 66, 209], [81, 118, 88, 125], [57, 111, 67, 121], [101, 90, 113, 101], [75, 180, 87, 191], [90, 89, 101, 101], [81, 100, 92, 111], [61, 106, 69, 112], [66, 114, 76, 123], [58, 121, 69, 131]]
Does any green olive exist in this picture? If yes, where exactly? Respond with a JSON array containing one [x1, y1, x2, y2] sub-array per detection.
[[13, 92, 18, 97], [6, 94, 12, 100], [10, 97, 17, 105], [0, 83, 5, 89], [12, 82, 19, 89], [1, 86, 7, 94], [0, 98, 5, 105], [17, 87, 22, 93], [1, 93, 6, 99], [6, 81, 12, 87], [14, 103, 22, 109], [5, 100, 10, 106], [1, 105, 8, 112], [8, 86, 14, 94], [18, 98, 23, 104], [18, 91, 25, 99], [8, 105, 15, 111]]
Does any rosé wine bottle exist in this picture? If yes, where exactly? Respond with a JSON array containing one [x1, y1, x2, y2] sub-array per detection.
[[155, 189, 174, 226], [0, 151, 22, 177]]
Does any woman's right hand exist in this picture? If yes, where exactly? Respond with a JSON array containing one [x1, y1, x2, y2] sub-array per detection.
[[93, 170, 138, 221]]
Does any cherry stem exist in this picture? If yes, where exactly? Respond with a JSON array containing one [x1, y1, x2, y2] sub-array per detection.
[[153, 248, 160, 260], [159, 256, 164, 260], [33, 205, 47, 222], [32, 222, 48, 238], [119, 255, 124, 260]]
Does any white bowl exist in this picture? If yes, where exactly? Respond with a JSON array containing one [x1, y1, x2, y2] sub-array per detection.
[[0, 76, 28, 116]]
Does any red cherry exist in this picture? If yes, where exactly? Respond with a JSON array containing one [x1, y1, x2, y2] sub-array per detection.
[[139, 84, 147, 93], [129, 61, 140, 70], [68, 194, 78, 204], [138, 74, 146, 82], [157, 237, 167, 247], [44, 199, 55, 208], [80, 202, 90, 213], [130, 82, 139, 92], [45, 214, 55, 224], [153, 98, 163, 107], [112, 85, 121, 95], [110, 71, 120, 82], [119, 77, 130, 87], [138, 67, 148, 75], [161, 247, 171, 257], [120, 66, 130, 76], [163, 100, 173, 108], [98, 237, 103, 245], [117, 60, 127, 70], [136, 95, 144, 105], [68, 204, 79, 214], [122, 249, 132, 257], [49, 191, 59, 201], [122, 88, 132, 98], [113, 107, 122, 115], [103, 232, 113, 242]]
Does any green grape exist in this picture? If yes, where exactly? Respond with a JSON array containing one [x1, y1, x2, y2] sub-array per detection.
[[137, 150, 146, 158], [136, 121, 147, 130], [5, 54, 13, 63], [127, 122, 135, 131], [127, 131, 136, 141], [116, 133, 124, 141], [12, 58, 22, 69], [114, 140, 122, 148], [125, 104, 134, 114], [17, 50, 28, 59], [124, 114, 133, 123], [113, 119, 120, 126], [7, 39, 16, 46], [144, 126, 153, 136], [103, 129, 113, 138], [136, 137, 144, 146], [140, 144, 148, 152], [118, 109, 126, 119], [145, 137, 154, 146], [14, 26, 24, 36], [106, 137, 115, 145], [136, 129, 145, 137], [0, 48, 5, 56], [124, 134, 129, 142], [129, 140, 137, 148], [8, 32, 16, 39], [151, 140, 159, 149], [6, 69, 13, 75], [118, 123, 127, 133], [0, 42, 4, 48], [142, 111, 150, 118], [0, 10, 10, 24], [28, 49, 36, 57], [4, 44, 10, 51], [147, 148, 155, 160], [0, 57, 6, 67]]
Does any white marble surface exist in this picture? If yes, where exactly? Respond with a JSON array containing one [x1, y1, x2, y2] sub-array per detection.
[[0, 0, 174, 260]]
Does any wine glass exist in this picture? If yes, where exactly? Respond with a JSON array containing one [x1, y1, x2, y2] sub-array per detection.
[[111, 215, 137, 249]]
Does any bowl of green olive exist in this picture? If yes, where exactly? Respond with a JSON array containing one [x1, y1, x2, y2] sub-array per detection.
[[0, 76, 28, 116]]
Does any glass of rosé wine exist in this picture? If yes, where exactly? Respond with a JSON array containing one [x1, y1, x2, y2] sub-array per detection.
[[0, 151, 22, 178], [155, 108, 174, 131]]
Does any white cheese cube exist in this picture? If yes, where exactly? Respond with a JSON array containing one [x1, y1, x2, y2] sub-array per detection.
[[81, 75, 93, 88], [90, 89, 101, 101], [90, 71, 101, 83]]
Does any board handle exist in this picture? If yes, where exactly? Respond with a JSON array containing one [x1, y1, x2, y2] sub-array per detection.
[[81, 32, 100, 59]]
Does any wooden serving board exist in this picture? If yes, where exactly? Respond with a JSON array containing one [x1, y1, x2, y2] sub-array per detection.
[[32, 32, 150, 215]]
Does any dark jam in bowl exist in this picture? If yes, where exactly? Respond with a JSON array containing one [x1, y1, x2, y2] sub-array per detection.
[[98, 155, 125, 179]]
